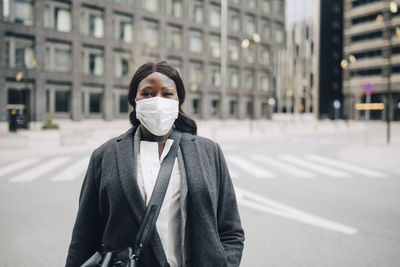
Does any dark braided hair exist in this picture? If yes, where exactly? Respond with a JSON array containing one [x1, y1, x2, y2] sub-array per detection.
[[128, 61, 197, 135]]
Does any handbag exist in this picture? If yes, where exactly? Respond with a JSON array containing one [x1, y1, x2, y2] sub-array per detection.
[[81, 129, 182, 267]]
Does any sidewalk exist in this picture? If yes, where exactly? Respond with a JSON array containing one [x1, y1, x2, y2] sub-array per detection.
[[0, 118, 399, 162]]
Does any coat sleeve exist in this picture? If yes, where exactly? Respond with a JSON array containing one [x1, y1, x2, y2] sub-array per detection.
[[215, 144, 245, 267], [65, 150, 103, 267]]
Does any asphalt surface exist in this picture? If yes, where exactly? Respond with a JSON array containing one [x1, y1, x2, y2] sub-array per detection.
[[0, 125, 399, 267]]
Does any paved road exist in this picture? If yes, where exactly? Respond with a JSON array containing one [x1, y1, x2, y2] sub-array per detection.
[[0, 128, 399, 266]]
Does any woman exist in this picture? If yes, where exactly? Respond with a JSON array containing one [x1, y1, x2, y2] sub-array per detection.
[[66, 62, 245, 267]]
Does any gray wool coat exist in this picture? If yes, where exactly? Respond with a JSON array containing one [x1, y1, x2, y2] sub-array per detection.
[[65, 126, 245, 267]]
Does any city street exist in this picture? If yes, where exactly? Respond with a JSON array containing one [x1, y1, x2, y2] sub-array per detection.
[[0, 122, 399, 267]]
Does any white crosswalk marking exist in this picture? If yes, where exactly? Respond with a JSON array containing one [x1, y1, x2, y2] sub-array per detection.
[[253, 155, 315, 178], [226, 155, 275, 179], [51, 156, 91, 182], [306, 155, 388, 178], [9, 157, 71, 183], [0, 158, 41, 177], [278, 155, 351, 178]]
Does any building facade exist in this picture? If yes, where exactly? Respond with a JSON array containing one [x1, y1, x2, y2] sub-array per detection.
[[343, 0, 400, 121], [276, 0, 317, 117], [0, 0, 285, 124]]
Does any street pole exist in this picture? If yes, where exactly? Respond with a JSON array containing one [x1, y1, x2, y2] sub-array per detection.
[[365, 93, 371, 145], [220, 0, 227, 120], [387, 2, 396, 144]]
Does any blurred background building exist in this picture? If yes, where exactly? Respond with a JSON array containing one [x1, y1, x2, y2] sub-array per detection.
[[0, 0, 285, 125], [343, 0, 400, 121], [276, 0, 317, 117]]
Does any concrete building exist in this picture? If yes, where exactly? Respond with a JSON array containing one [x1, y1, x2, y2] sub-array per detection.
[[276, 0, 318, 118], [0, 0, 285, 125], [343, 0, 400, 121]]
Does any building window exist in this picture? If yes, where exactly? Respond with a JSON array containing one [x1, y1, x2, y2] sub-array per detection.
[[167, 0, 182, 18], [229, 68, 239, 89], [245, 70, 254, 90], [44, 3, 71, 32], [228, 39, 240, 61], [81, 8, 104, 38], [274, 0, 284, 16], [83, 47, 104, 76], [209, 4, 221, 28], [231, 0, 240, 5], [114, 52, 130, 78], [189, 30, 203, 53], [275, 26, 284, 44], [190, 0, 203, 24], [45, 42, 71, 72], [143, 20, 159, 48], [168, 57, 183, 75], [210, 65, 221, 87], [6, 37, 35, 68], [261, 46, 270, 65], [351, 31, 382, 43], [229, 8, 240, 33], [261, 0, 271, 13], [248, 0, 256, 9], [192, 98, 200, 116], [243, 47, 255, 64], [209, 35, 221, 58], [211, 99, 220, 117], [90, 93, 103, 113], [55, 91, 70, 113], [245, 14, 256, 36], [45, 84, 72, 116], [115, 0, 133, 6], [168, 25, 182, 51], [119, 94, 129, 113], [143, 0, 159, 12], [189, 61, 203, 89], [4, 0, 34, 26], [260, 73, 270, 91], [261, 20, 270, 41], [114, 13, 134, 43], [230, 100, 238, 117], [352, 0, 380, 8]]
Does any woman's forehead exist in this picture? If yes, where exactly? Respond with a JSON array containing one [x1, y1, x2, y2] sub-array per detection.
[[139, 72, 176, 88]]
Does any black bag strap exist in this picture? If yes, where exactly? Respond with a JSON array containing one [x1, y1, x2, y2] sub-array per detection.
[[133, 129, 182, 261]]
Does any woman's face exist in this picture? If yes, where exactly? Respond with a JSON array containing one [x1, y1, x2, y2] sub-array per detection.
[[135, 72, 179, 102]]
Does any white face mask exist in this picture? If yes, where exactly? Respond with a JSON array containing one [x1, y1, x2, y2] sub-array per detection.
[[135, 97, 179, 136]]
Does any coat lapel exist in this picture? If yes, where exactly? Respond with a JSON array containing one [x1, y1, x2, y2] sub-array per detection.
[[115, 126, 146, 225]]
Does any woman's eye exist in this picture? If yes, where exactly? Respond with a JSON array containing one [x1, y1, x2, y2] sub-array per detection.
[[141, 92, 152, 96], [163, 92, 173, 96]]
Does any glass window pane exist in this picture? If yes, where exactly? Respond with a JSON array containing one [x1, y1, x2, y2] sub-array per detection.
[[189, 31, 203, 53], [55, 8, 71, 32], [143, 20, 159, 48], [228, 40, 239, 61], [168, 0, 182, 18], [229, 9, 240, 32], [211, 66, 221, 87], [55, 91, 70, 112], [89, 93, 102, 113], [262, 0, 271, 13], [55, 50, 70, 72], [14, 0, 34, 26], [209, 5, 221, 28], [210, 37, 221, 58], [119, 94, 128, 113], [168, 26, 182, 51], [246, 15, 256, 36], [143, 0, 158, 12], [191, 1, 203, 23]]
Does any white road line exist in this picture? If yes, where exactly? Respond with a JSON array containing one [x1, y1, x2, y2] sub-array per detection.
[[306, 155, 388, 178], [0, 158, 41, 177], [226, 155, 275, 179], [253, 155, 315, 178], [279, 155, 351, 178], [51, 156, 90, 182], [235, 186, 358, 235], [9, 157, 71, 183]]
